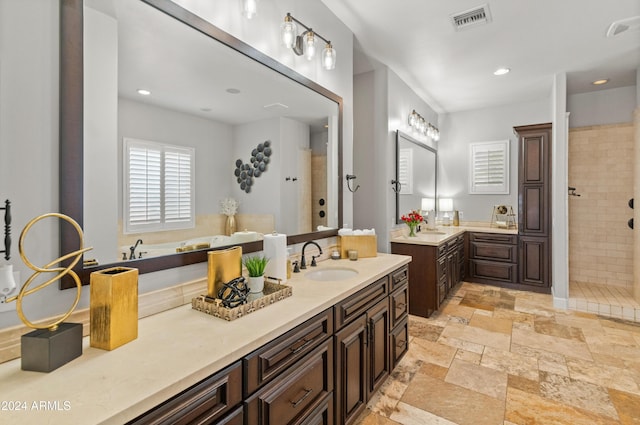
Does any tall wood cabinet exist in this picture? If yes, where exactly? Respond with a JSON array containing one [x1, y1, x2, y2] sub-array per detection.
[[515, 123, 552, 289]]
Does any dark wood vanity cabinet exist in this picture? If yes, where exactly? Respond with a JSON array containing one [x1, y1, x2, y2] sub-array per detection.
[[515, 123, 552, 290], [127, 265, 409, 425], [468, 232, 518, 284], [391, 237, 463, 318]]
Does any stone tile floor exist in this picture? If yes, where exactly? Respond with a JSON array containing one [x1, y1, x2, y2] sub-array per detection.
[[355, 282, 640, 425]]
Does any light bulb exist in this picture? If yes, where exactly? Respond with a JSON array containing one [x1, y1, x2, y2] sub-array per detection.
[[322, 43, 336, 70], [304, 31, 316, 60], [408, 110, 417, 127], [242, 0, 257, 19], [281, 15, 297, 48]]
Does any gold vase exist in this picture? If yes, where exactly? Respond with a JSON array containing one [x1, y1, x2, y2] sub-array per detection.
[[90, 267, 138, 351], [225, 214, 236, 236], [207, 246, 242, 298]]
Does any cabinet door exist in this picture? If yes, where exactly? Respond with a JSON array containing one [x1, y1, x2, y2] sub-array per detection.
[[366, 299, 390, 402], [334, 315, 367, 425], [519, 236, 550, 287], [518, 124, 551, 236]]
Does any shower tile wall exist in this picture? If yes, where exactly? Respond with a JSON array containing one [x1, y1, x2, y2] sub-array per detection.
[[568, 123, 635, 288]]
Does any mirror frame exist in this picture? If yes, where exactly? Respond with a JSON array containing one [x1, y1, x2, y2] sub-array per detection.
[[59, 0, 343, 288], [395, 130, 437, 224]]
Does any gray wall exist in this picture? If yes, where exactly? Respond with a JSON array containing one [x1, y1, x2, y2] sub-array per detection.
[[438, 99, 552, 222], [567, 85, 637, 128], [353, 66, 438, 252]]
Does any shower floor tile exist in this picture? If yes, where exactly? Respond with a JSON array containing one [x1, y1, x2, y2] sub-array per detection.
[[569, 282, 640, 322]]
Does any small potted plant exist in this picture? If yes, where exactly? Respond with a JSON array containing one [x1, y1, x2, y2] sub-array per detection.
[[243, 255, 269, 293]]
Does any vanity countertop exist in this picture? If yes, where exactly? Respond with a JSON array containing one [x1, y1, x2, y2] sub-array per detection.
[[390, 225, 518, 246], [0, 253, 410, 425]]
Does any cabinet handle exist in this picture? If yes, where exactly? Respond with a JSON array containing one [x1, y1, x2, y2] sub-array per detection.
[[396, 302, 406, 309], [290, 388, 313, 408], [396, 340, 406, 348], [290, 338, 314, 355]]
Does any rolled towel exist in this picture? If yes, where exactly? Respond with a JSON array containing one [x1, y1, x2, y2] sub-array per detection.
[[338, 228, 353, 236]]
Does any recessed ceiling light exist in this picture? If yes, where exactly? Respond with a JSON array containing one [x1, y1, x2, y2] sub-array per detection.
[[592, 79, 609, 85], [200, 108, 212, 112], [493, 67, 510, 76], [137, 89, 151, 96], [226, 88, 241, 94]]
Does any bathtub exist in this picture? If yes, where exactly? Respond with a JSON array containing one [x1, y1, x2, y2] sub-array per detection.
[[120, 232, 261, 260]]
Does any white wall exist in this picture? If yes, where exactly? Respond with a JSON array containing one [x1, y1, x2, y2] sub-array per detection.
[[568, 86, 637, 128], [438, 99, 551, 222], [0, 0, 353, 329]]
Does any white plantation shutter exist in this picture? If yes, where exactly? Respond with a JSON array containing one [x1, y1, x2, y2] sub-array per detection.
[[398, 148, 413, 195], [164, 147, 193, 223], [124, 138, 195, 233], [469, 140, 509, 194]]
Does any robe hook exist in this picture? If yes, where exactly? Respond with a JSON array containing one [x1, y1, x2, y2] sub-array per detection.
[[346, 174, 360, 193]]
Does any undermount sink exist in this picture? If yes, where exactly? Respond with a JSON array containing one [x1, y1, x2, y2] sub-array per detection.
[[305, 267, 358, 282], [421, 231, 446, 235]]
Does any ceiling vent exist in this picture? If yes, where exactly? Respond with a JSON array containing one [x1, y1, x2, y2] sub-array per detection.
[[451, 4, 492, 31], [606, 16, 640, 37]]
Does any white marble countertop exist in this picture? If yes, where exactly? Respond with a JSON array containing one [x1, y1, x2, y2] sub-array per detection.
[[390, 225, 518, 246], [0, 253, 410, 425]]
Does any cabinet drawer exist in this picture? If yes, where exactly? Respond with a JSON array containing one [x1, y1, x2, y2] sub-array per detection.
[[390, 266, 408, 292], [470, 242, 517, 263], [436, 256, 447, 281], [437, 243, 447, 257], [389, 284, 408, 330], [245, 308, 333, 396], [334, 277, 388, 329], [469, 259, 517, 283], [390, 317, 409, 369], [127, 361, 242, 425], [245, 339, 334, 425], [299, 392, 334, 425], [470, 232, 517, 244]]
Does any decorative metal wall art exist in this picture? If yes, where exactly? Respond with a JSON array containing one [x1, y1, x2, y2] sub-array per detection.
[[234, 140, 272, 193]]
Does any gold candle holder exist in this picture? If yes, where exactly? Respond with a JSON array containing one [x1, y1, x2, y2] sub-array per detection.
[[207, 246, 242, 298], [90, 267, 138, 351]]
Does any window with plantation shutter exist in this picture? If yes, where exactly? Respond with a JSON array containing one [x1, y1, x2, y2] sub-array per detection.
[[469, 140, 509, 194], [124, 138, 195, 233]]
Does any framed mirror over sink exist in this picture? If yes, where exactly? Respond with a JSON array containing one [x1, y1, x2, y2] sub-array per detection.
[[60, 0, 343, 288]]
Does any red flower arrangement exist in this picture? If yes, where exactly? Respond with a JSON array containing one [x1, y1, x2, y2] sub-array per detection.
[[401, 210, 423, 236]]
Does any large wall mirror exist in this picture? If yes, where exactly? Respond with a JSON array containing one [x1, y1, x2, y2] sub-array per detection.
[[395, 130, 436, 223], [60, 0, 343, 288]]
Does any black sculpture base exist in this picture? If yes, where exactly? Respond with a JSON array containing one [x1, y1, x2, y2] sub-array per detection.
[[21, 322, 82, 372]]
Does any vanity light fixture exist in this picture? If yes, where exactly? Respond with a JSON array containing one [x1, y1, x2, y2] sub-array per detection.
[[408, 110, 440, 141], [136, 89, 151, 96], [241, 0, 258, 19], [280, 13, 336, 70]]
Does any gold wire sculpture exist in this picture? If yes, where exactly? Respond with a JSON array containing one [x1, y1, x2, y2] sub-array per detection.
[[4, 213, 92, 331]]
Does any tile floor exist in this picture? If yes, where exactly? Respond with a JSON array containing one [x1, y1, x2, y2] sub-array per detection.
[[569, 282, 640, 322], [355, 282, 640, 425]]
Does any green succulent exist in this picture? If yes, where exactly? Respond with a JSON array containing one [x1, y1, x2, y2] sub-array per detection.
[[243, 255, 269, 277]]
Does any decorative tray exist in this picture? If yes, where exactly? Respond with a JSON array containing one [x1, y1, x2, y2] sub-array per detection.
[[191, 280, 292, 321]]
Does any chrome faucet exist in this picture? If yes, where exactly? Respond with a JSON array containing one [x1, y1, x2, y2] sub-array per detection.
[[300, 241, 323, 269], [129, 239, 143, 260]]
